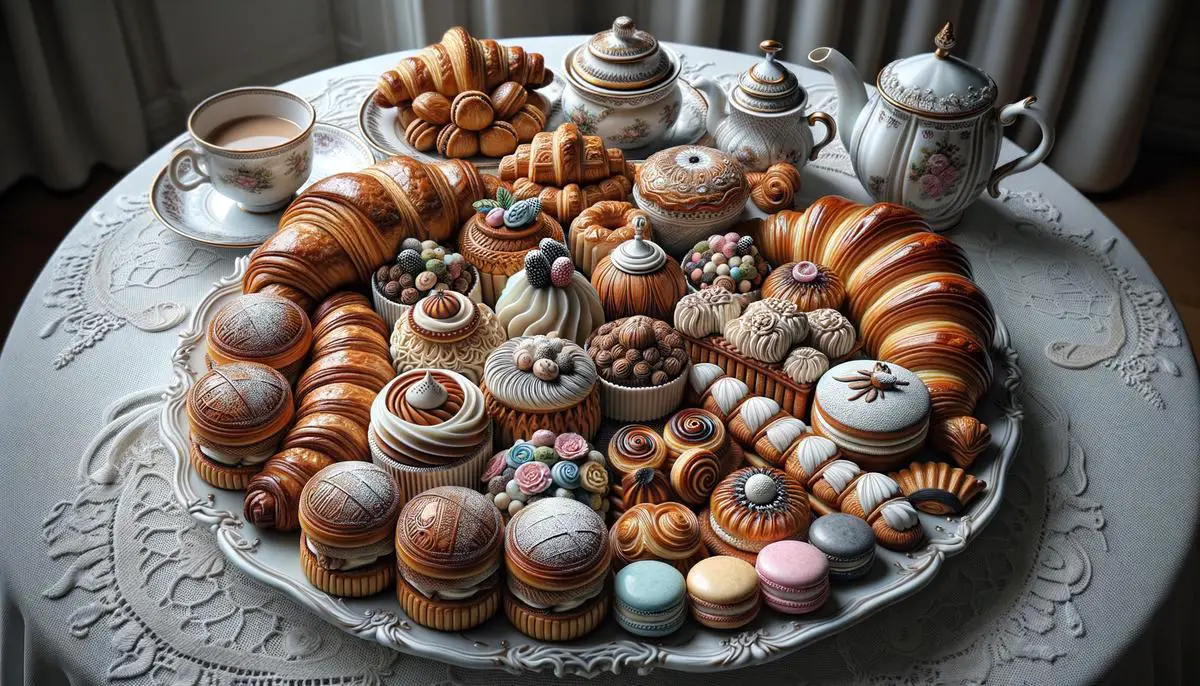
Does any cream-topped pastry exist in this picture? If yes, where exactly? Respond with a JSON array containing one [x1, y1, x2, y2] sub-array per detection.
[[807, 308, 857, 359], [305, 536, 395, 571], [483, 336, 596, 412], [389, 290, 506, 384], [673, 288, 743, 338], [494, 241, 604, 345], [370, 369, 490, 467], [722, 309, 794, 364], [811, 360, 931, 471], [783, 346, 829, 384], [836, 471, 924, 551], [743, 297, 809, 342]]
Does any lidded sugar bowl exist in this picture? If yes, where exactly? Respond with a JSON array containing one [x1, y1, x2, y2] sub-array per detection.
[[694, 40, 836, 172], [810, 22, 1054, 229], [561, 16, 682, 150]]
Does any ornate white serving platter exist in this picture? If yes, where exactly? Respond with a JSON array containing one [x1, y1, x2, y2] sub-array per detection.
[[150, 123, 374, 248], [161, 255, 1022, 677], [358, 77, 709, 166]]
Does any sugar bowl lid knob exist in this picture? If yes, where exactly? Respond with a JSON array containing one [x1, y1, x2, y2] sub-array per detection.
[[611, 216, 667, 275], [933, 22, 956, 58]]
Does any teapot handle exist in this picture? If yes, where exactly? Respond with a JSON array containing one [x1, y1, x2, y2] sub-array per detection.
[[986, 96, 1055, 198], [806, 111, 837, 160]]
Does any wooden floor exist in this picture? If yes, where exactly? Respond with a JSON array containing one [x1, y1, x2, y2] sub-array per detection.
[[0, 151, 1196, 362]]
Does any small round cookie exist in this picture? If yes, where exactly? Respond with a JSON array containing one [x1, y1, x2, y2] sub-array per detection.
[[686, 556, 761, 629], [614, 560, 687, 637], [807, 513, 876, 581], [755, 540, 829, 614]]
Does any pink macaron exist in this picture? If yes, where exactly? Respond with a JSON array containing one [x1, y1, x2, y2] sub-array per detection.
[[755, 540, 830, 614]]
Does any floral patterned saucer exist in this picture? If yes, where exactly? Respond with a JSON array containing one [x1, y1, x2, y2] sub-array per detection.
[[150, 123, 373, 248]]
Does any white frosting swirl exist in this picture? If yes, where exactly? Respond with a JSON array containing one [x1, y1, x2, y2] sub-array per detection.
[[673, 289, 742, 338], [688, 362, 726, 395], [723, 310, 793, 364], [610, 227, 667, 274], [707, 377, 749, 416], [199, 445, 272, 466], [370, 369, 490, 463], [764, 417, 807, 453], [820, 459, 861, 494], [483, 337, 597, 412], [494, 270, 604, 345], [807, 308, 856, 359], [735, 396, 781, 435], [880, 499, 920, 530], [854, 472, 902, 515], [793, 435, 838, 477], [783, 346, 830, 384], [744, 298, 809, 342], [390, 301, 506, 384]]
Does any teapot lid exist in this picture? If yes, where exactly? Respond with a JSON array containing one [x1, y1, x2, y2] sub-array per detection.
[[877, 22, 997, 117], [572, 16, 674, 91], [610, 217, 667, 274], [733, 40, 805, 113]]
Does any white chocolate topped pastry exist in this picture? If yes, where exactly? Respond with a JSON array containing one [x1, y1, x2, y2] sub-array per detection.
[[494, 240, 605, 345], [369, 369, 491, 467], [673, 288, 743, 338], [482, 334, 597, 412]]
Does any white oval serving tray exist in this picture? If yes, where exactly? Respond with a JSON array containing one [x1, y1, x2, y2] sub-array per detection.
[[160, 255, 1022, 677]]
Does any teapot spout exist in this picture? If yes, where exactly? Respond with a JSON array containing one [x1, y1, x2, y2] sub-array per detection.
[[692, 76, 728, 137], [808, 47, 867, 150]]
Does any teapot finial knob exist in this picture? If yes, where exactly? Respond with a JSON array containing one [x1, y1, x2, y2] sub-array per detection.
[[613, 16, 636, 41], [633, 215, 647, 241], [933, 22, 956, 58], [759, 39, 782, 59]]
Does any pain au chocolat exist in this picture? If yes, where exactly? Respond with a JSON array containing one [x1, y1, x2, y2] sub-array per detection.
[[298, 462, 401, 597], [186, 362, 294, 490], [394, 486, 505, 631]]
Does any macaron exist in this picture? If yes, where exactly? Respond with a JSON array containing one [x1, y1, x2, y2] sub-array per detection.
[[614, 561, 687, 637], [685, 556, 761, 629], [807, 513, 876, 581], [755, 541, 829, 614]]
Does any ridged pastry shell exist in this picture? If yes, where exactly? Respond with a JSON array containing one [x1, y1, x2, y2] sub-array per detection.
[[727, 396, 787, 448], [618, 468, 673, 511], [837, 472, 924, 551], [701, 376, 750, 421], [610, 502, 707, 573], [891, 461, 985, 515], [930, 415, 992, 469], [752, 417, 809, 467]]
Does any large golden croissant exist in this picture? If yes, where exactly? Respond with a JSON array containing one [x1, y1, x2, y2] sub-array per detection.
[[374, 27, 553, 108], [497, 123, 635, 222], [242, 156, 499, 311], [754, 196, 995, 468], [243, 292, 393, 531]]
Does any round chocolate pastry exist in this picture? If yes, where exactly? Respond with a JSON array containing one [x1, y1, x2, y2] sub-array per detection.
[[702, 467, 811, 564], [586, 315, 692, 422], [298, 462, 401, 598], [610, 502, 708, 574], [394, 486, 505, 630], [811, 359, 931, 471], [205, 293, 312, 380], [504, 497, 612, 641], [374, 239, 476, 307], [186, 362, 294, 490], [681, 231, 771, 295], [761, 260, 847, 313]]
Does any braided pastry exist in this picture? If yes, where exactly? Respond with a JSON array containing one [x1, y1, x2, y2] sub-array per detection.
[[374, 28, 553, 108], [746, 162, 802, 213], [754, 196, 995, 467], [243, 157, 498, 312], [243, 293, 393, 531]]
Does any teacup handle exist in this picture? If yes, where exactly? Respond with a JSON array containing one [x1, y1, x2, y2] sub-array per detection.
[[987, 96, 1055, 198], [168, 147, 210, 191], [807, 111, 837, 160]]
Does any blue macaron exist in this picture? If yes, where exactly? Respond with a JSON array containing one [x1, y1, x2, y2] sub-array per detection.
[[807, 513, 876, 581], [614, 560, 687, 637]]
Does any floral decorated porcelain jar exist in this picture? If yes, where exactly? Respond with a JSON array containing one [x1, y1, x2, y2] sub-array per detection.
[[633, 145, 749, 258], [809, 23, 1054, 230], [694, 41, 836, 172], [561, 16, 682, 150]]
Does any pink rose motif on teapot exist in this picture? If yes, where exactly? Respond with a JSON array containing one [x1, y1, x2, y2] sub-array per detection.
[[908, 140, 963, 200]]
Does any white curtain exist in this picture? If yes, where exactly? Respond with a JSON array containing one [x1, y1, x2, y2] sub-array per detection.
[[0, 0, 1186, 193]]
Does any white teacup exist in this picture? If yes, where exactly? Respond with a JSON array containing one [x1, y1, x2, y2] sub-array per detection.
[[169, 87, 316, 213]]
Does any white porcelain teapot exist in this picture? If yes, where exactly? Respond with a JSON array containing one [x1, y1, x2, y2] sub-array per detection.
[[809, 23, 1054, 229], [694, 40, 835, 172]]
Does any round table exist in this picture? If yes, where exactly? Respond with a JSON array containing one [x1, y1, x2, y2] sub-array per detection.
[[3, 37, 1197, 686]]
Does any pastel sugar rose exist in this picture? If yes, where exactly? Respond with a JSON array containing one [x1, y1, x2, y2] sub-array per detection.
[[554, 432, 590, 462], [514, 461, 553, 496], [482, 451, 508, 482], [505, 441, 536, 468]]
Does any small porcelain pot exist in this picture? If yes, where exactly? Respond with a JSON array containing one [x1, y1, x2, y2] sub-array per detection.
[[561, 16, 683, 150], [168, 87, 315, 213], [633, 145, 750, 258]]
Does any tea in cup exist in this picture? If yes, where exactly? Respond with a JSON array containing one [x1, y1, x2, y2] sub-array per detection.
[[168, 87, 316, 212]]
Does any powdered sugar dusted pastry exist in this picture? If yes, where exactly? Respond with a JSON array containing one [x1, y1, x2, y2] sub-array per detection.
[[672, 288, 743, 339], [702, 467, 811, 564], [494, 241, 605, 345], [761, 260, 846, 313], [743, 297, 809, 342], [806, 308, 856, 359], [610, 502, 708, 574], [205, 293, 312, 381], [722, 309, 793, 364], [811, 360, 931, 471], [783, 346, 829, 385], [837, 471, 924, 551], [389, 291, 506, 384], [369, 369, 493, 503], [481, 334, 601, 444]]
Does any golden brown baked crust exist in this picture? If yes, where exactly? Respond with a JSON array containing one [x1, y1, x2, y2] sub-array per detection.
[[397, 573, 501, 631], [606, 424, 668, 477], [504, 585, 609, 642], [707, 467, 810, 554], [300, 532, 395, 598], [186, 362, 294, 455], [189, 438, 261, 490], [745, 162, 802, 213], [205, 293, 312, 378], [610, 502, 708, 574]]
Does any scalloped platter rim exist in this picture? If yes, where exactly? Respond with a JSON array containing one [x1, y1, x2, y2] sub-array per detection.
[[160, 255, 1023, 677]]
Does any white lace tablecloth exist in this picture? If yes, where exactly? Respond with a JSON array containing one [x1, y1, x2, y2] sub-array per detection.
[[2, 38, 1197, 686]]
